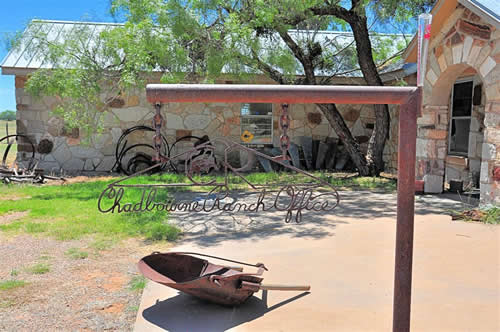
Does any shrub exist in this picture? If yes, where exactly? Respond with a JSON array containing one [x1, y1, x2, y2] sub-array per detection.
[[27, 263, 50, 274], [0, 280, 26, 291], [129, 275, 147, 291], [0, 110, 15, 121], [65, 248, 89, 259]]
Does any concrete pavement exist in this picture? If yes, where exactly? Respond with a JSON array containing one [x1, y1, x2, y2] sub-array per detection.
[[134, 191, 498, 331]]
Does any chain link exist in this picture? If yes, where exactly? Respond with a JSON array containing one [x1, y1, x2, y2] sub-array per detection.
[[279, 103, 291, 160], [152, 103, 165, 163]]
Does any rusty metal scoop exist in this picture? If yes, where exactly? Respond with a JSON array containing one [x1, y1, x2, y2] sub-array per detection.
[[138, 252, 310, 306]]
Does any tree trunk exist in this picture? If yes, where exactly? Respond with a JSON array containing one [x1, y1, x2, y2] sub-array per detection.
[[348, 14, 391, 175], [316, 103, 372, 176]]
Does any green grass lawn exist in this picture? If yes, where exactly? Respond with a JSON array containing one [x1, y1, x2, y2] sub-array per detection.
[[0, 176, 179, 241], [0, 172, 395, 242], [0, 120, 17, 166]]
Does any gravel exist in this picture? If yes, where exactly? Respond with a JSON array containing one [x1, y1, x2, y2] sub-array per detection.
[[0, 234, 166, 331]]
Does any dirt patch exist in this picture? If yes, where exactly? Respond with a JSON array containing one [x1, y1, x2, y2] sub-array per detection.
[[0, 234, 162, 331], [0, 195, 31, 201], [0, 211, 29, 224], [101, 303, 125, 314], [102, 273, 128, 292], [63, 176, 116, 185]]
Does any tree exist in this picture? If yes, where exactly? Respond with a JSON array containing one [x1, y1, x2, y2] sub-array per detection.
[[0, 110, 16, 121], [21, 0, 433, 175]]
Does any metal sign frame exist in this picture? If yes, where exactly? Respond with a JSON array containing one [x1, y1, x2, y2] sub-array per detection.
[[145, 83, 421, 332]]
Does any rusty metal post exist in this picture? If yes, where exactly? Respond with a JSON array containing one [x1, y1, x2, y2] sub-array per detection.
[[393, 87, 421, 332]]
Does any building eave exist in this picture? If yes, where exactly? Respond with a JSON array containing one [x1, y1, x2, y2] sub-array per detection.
[[1, 67, 36, 76], [458, 0, 500, 28]]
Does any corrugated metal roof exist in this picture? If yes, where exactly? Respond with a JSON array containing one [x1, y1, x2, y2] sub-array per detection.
[[1, 19, 409, 78], [1, 20, 122, 72]]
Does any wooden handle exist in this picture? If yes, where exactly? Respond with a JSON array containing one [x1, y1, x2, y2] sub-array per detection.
[[222, 266, 243, 272], [260, 284, 311, 291]]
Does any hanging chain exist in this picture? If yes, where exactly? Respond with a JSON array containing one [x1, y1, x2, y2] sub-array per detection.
[[152, 102, 165, 163], [279, 103, 291, 160]]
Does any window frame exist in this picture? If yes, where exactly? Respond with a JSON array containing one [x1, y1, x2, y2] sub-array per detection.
[[240, 103, 274, 145], [448, 77, 474, 156]]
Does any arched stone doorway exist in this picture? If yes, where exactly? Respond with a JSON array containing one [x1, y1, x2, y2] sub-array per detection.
[[416, 7, 499, 205]]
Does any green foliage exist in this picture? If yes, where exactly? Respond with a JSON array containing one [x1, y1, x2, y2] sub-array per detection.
[[10, 269, 19, 277], [0, 280, 26, 291], [25, 222, 49, 234], [126, 305, 140, 312], [89, 238, 117, 251], [65, 248, 89, 259], [27, 263, 50, 275], [481, 207, 500, 224], [129, 275, 147, 291], [145, 222, 181, 241], [0, 110, 15, 121], [451, 206, 500, 224], [0, 177, 180, 242], [371, 0, 434, 24]]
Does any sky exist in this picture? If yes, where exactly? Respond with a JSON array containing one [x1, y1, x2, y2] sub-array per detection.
[[0, 0, 117, 112]]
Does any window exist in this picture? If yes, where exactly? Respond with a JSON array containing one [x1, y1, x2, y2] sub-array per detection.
[[240, 103, 273, 144], [449, 79, 473, 155]]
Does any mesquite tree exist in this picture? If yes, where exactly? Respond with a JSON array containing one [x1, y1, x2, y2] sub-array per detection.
[[22, 0, 433, 175]]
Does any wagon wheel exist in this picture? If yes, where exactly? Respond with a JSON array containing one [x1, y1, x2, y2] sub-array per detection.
[[168, 135, 218, 176], [113, 126, 170, 174], [0, 134, 36, 170]]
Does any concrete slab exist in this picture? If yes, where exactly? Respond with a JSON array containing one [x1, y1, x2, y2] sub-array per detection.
[[134, 192, 499, 331]]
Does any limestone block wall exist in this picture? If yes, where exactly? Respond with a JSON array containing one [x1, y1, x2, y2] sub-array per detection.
[[416, 105, 449, 192], [417, 3, 500, 204], [14, 77, 391, 174], [481, 102, 500, 205]]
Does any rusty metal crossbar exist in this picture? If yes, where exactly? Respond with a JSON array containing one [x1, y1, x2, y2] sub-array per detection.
[[146, 84, 418, 105], [145, 83, 421, 332]]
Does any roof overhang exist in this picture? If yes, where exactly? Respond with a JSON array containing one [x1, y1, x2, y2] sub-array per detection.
[[403, 0, 459, 63], [1, 67, 36, 76], [403, 0, 499, 63]]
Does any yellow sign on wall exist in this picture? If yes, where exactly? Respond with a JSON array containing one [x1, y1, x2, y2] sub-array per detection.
[[241, 130, 254, 143]]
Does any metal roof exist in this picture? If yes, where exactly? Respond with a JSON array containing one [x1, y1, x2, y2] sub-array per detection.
[[1, 20, 121, 74], [1, 19, 410, 79]]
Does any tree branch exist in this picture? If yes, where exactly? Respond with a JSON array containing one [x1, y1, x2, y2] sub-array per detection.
[[310, 4, 353, 22], [248, 50, 290, 85], [278, 30, 316, 84]]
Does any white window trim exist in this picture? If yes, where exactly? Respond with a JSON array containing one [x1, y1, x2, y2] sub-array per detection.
[[448, 77, 474, 156], [240, 103, 274, 145]]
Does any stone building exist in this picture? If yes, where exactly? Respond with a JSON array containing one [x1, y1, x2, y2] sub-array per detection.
[[403, 0, 499, 205], [1, 20, 408, 175]]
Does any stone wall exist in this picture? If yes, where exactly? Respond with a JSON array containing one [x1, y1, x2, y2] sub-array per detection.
[[482, 102, 500, 205], [14, 77, 391, 174], [418, 3, 500, 205]]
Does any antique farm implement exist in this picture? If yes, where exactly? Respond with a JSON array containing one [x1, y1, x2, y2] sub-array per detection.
[[138, 252, 310, 306]]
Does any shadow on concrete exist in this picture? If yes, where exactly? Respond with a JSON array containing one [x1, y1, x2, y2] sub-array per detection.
[[166, 190, 466, 247], [142, 291, 309, 332]]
